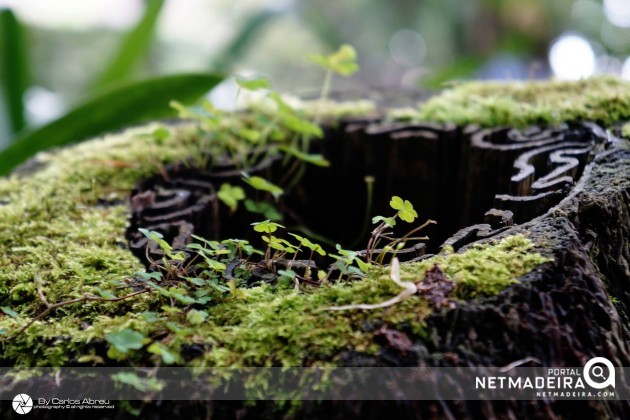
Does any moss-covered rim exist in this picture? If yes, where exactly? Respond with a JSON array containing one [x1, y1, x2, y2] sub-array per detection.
[[389, 76, 630, 128]]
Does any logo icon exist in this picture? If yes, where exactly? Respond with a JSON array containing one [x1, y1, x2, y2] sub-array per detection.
[[584, 357, 615, 389], [12, 394, 33, 414]]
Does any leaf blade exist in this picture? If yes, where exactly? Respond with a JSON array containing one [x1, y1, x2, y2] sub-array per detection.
[[0, 9, 29, 134], [91, 0, 165, 89], [0, 73, 224, 175]]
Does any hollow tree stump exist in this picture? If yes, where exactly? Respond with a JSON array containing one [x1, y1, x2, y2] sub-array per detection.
[[0, 79, 628, 419]]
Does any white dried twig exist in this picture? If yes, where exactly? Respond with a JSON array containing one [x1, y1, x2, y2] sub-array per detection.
[[325, 258, 417, 311]]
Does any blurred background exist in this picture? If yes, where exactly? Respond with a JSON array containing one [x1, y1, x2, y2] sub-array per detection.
[[0, 0, 629, 152]]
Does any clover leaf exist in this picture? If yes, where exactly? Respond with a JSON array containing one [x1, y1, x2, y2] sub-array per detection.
[[217, 183, 245, 212], [309, 44, 359, 76], [389, 196, 418, 223]]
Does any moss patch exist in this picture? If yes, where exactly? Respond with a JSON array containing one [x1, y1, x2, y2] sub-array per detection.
[[413, 76, 630, 128], [0, 169, 547, 367], [0, 123, 203, 314]]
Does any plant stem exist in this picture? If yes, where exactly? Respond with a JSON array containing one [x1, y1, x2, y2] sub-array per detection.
[[350, 175, 375, 248], [388, 219, 436, 250]]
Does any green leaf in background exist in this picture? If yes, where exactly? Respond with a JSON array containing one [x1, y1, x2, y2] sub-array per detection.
[[242, 175, 284, 199], [92, 0, 165, 89], [211, 9, 280, 71], [0, 73, 223, 176], [234, 74, 271, 91], [0, 9, 30, 134], [217, 183, 245, 212]]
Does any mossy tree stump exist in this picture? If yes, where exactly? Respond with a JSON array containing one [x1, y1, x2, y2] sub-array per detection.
[[0, 77, 629, 418]]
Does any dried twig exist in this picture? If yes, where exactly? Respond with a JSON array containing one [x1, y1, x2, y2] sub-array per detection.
[[325, 258, 417, 310], [6, 288, 150, 341]]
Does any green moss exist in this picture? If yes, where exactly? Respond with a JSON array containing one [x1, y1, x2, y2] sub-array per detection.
[[413, 76, 630, 128], [404, 235, 551, 298], [0, 123, 202, 313], [622, 122, 630, 138], [0, 179, 549, 369]]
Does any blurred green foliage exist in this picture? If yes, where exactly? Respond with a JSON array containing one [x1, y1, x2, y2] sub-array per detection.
[[0, 1, 285, 175], [0, 9, 29, 134], [92, 0, 165, 89], [0, 0, 628, 175]]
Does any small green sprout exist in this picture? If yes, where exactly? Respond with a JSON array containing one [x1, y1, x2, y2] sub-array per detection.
[[251, 220, 285, 234], [277, 269, 298, 288], [308, 44, 360, 76], [147, 342, 178, 364], [244, 199, 282, 221], [152, 127, 171, 142], [221, 238, 263, 258], [389, 196, 418, 223], [288, 233, 326, 256], [262, 235, 299, 254], [269, 93, 324, 138], [367, 196, 434, 264], [328, 244, 370, 279], [234, 74, 271, 91], [371, 215, 396, 228], [186, 309, 209, 325], [242, 174, 284, 199], [279, 145, 330, 167], [217, 183, 246, 212], [138, 228, 186, 261]]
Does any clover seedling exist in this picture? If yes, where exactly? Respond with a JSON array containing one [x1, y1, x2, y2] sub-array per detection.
[[279, 145, 330, 167], [251, 220, 284, 234], [244, 199, 282, 221], [308, 44, 359, 76], [217, 183, 245, 212], [262, 235, 299, 254], [147, 342, 178, 364], [221, 238, 263, 259], [367, 196, 434, 264], [371, 215, 396, 228], [277, 269, 298, 288], [288, 233, 326, 257], [242, 174, 283, 200], [269, 92, 324, 139], [234, 74, 271, 91], [389, 196, 418, 223]]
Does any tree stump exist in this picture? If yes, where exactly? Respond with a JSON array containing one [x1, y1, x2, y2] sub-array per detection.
[[0, 79, 628, 418]]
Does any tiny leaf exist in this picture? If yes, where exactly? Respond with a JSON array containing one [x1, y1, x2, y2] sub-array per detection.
[[186, 309, 208, 325], [1, 306, 19, 318], [217, 183, 245, 212], [147, 342, 178, 364], [399, 200, 418, 223], [390, 196, 404, 211], [235, 74, 271, 91], [251, 220, 284, 234], [242, 175, 283, 199], [105, 329, 145, 354], [308, 44, 359, 76]]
